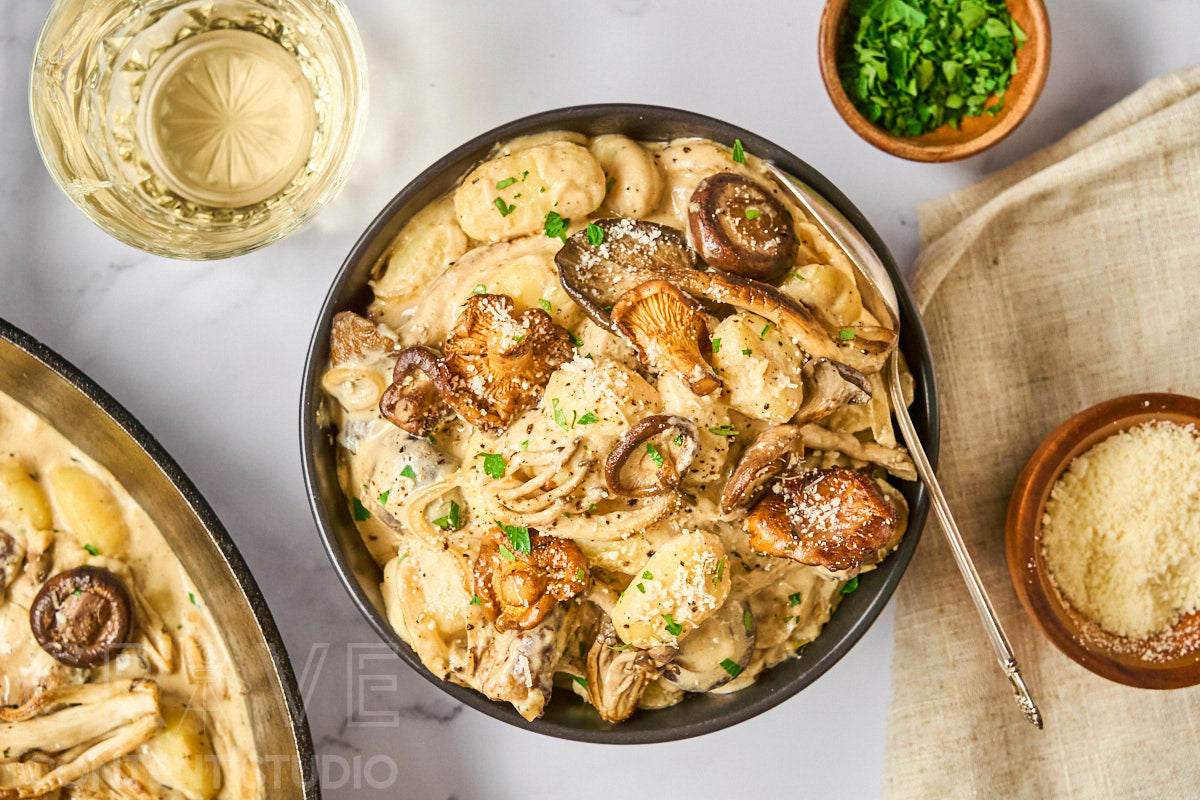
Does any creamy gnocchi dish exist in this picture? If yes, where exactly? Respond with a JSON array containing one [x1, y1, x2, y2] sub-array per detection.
[[0, 390, 260, 798], [321, 131, 917, 722]]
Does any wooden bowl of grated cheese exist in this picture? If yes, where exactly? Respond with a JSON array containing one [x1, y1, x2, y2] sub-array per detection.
[[1007, 393, 1200, 689]]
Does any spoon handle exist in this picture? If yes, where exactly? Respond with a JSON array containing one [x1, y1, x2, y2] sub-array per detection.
[[887, 354, 1043, 729]]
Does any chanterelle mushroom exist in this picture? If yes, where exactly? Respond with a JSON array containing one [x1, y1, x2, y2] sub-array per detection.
[[720, 424, 804, 513], [555, 219, 894, 373], [611, 280, 721, 395], [688, 172, 796, 282], [743, 467, 898, 575], [793, 357, 872, 425], [473, 527, 588, 631], [29, 565, 133, 668]]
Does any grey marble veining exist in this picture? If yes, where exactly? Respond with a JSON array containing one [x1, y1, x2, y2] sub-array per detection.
[[2, 1, 1198, 797]]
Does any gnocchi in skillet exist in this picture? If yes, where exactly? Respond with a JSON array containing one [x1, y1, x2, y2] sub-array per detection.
[[321, 133, 917, 722]]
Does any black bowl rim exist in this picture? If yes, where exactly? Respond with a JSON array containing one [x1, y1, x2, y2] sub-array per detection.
[[300, 103, 940, 744], [0, 316, 320, 795]]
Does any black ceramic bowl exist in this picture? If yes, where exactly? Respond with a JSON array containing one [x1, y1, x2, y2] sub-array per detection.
[[301, 104, 939, 743], [0, 318, 319, 795]]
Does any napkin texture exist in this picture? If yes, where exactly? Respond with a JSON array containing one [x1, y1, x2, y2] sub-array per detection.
[[884, 65, 1200, 799]]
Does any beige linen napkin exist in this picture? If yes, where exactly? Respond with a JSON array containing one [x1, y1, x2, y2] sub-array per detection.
[[884, 65, 1200, 799]]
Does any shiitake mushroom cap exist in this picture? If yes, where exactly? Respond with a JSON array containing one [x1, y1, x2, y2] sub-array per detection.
[[29, 565, 133, 668], [688, 173, 797, 283]]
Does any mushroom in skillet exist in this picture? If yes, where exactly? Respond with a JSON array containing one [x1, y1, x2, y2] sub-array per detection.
[[29, 565, 133, 668], [688, 172, 797, 283], [610, 280, 721, 396]]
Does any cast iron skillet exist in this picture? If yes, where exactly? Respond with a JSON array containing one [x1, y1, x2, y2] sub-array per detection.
[[0, 317, 319, 797], [301, 104, 940, 743]]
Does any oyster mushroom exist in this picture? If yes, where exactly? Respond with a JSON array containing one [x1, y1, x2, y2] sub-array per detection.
[[743, 467, 897, 575], [792, 357, 872, 425], [584, 617, 675, 722], [330, 310, 395, 365], [610, 280, 721, 395], [441, 294, 575, 432], [688, 172, 796, 282], [473, 527, 588, 631], [0, 529, 24, 599], [29, 566, 133, 668], [605, 415, 699, 498], [661, 598, 756, 693], [379, 346, 454, 436], [719, 424, 804, 513], [554, 219, 893, 373]]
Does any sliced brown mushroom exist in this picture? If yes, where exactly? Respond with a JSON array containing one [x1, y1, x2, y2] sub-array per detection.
[[793, 357, 872, 425], [0, 529, 23, 598], [29, 566, 133, 668], [555, 219, 894, 373], [720, 424, 804, 513], [379, 345, 453, 436], [442, 294, 576, 432], [743, 467, 897, 575], [605, 415, 700, 498], [473, 527, 588, 631], [610, 280, 721, 395], [688, 173, 796, 282], [330, 310, 395, 365], [661, 598, 756, 693]]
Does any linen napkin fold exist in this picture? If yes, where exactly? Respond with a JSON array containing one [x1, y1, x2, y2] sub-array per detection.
[[884, 65, 1200, 799]]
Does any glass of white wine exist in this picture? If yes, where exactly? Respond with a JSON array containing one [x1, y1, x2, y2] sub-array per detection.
[[30, 0, 368, 260]]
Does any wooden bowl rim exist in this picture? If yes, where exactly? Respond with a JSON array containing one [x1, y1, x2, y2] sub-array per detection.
[[818, 0, 1052, 162], [1005, 392, 1200, 689]]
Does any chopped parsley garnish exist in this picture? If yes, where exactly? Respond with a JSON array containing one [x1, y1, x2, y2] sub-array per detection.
[[842, 576, 860, 594], [520, 439, 530, 451], [569, 331, 584, 347], [400, 465, 416, 480], [720, 658, 743, 678], [352, 498, 371, 521], [432, 501, 461, 531], [472, 284, 487, 295], [839, 328, 856, 341], [470, 595, 482, 605], [521, 170, 529, 181], [74, 588, 82, 595], [188, 592, 197, 606], [789, 270, 806, 281], [605, 177, 616, 193], [3, 749, 8, 759], [607, 642, 631, 651], [713, 557, 726, 585], [512, 335, 524, 343], [759, 323, 772, 340], [711, 337, 722, 353], [495, 177, 517, 189], [577, 412, 599, 425], [576, 567, 587, 582], [731, 138, 746, 164], [586, 222, 605, 246], [499, 543, 517, 562], [709, 425, 738, 437], [788, 591, 803, 606], [378, 489, 391, 504], [83, 543, 100, 556], [552, 398, 570, 430], [743, 608, 754, 633], [663, 614, 683, 636], [479, 452, 506, 478], [642, 570, 654, 580], [497, 521, 531, 555], [571, 674, 589, 689], [837, 0, 1026, 137], [493, 197, 516, 216], [636, 582, 646, 593], [646, 442, 664, 468], [543, 210, 571, 241], [741, 348, 753, 356], [538, 298, 553, 312], [672, 434, 684, 447], [745, 208, 761, 220]]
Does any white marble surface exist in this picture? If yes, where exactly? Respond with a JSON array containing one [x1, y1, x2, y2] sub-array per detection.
[[2, 1, 1199, 797]]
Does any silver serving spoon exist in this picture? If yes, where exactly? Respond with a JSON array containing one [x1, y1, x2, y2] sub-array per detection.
[[764, 163, 1044, 730]]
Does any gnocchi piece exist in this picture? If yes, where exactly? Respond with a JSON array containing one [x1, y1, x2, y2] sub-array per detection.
[[710, 312, 806, 423], [0, 458, 52, 530], [46, 466, 128, 557], [590, 134, 665, 218], [453, 143, 605, 241], [495, 131, 588, 154], [372, 195, 470, 300], [609, 530, 730, 648], [140, 705, 222, 800], [780, 262, 864, 330]]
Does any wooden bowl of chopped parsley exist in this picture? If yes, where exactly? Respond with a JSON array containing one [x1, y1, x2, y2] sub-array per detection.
[[819, 0, 1050, 161]]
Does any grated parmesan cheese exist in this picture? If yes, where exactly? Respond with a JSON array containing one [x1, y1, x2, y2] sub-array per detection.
[[1042, 421, 1200, 639]]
